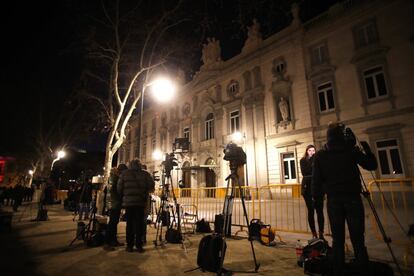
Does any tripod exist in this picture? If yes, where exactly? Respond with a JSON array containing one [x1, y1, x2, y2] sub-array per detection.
[[218, 161, 260, 275], [62, 189, 99, 251], [153, 169, 186, 251], [359, 170, 404, 276]]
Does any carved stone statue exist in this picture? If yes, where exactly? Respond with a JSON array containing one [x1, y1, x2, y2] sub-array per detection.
[[247, 19, 261, 42], [279, 97, 290, 122], [242, 19, 262, 52], [201, 37, 222, 66]]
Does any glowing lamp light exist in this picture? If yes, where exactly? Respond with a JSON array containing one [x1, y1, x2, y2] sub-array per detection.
[[28, 170, 34, 175], [151, 78, 176, 103], [57, 150, 66, 159], [231, 132, 243, 143], [152, 149, 163, 161]]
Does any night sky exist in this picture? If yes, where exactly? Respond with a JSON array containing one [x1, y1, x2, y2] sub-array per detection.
[[1, 0, 340, 157]]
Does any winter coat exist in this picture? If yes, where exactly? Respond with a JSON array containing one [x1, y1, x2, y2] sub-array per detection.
[[300, 156, 313, 196], [312, 144, 377, 198], [117, 163, 155, 208], [108, 172, 122, 210]]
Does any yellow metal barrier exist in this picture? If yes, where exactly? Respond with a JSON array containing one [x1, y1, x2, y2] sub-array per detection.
[[367, 179, 414, 242], [154, 183, 324, 234]]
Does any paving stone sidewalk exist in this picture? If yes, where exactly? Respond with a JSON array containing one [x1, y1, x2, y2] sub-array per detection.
[[0, 203, 412, 275]]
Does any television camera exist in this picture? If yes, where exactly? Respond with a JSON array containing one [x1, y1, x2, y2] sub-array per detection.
[[223, 142, 246, 170], [162, 152, 178, 177]]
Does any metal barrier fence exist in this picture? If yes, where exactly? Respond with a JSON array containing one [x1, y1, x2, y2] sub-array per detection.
[[154, 179, 413, 239], [154, 184, 329, 234], [367, 178, 414, 244]]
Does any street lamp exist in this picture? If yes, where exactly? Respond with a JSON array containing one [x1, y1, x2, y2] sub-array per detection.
[[51, 150, 66, 171], [137, 77, 176, 158], [152, 149, 164, 161]]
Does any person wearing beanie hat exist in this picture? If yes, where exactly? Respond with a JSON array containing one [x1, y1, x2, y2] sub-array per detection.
[[300, 144, 324, 240], [104, 163, 128, 250], [118, 159, 154, 253], [312, 123, 377, 275]]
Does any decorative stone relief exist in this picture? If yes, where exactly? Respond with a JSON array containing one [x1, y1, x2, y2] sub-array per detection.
[[227, 80, 240, 99], [272, 57, 287, 81], [182, 102, 191, 117]]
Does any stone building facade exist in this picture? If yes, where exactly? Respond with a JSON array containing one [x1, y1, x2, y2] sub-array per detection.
[[120, 0, 414, 189]]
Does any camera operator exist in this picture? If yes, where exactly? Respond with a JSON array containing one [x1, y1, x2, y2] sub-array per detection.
[[118, 159, 154, 253], [104, 163, 128, 251], [312, 123, 377, 275]]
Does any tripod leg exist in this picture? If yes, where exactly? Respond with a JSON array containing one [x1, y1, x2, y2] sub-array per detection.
[[237, 176, 260, 272]]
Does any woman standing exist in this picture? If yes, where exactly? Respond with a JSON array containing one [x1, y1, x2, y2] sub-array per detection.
[[300, 144, 324, 239]]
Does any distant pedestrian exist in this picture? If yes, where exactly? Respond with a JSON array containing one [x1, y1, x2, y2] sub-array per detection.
[[78, 179, 92, 221], [118, 159, 154, 253], [300, 144, 324, 239], [104, 163, 128, 250]]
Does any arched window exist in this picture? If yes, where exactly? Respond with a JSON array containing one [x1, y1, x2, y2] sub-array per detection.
[[205, 113, 215, 140]]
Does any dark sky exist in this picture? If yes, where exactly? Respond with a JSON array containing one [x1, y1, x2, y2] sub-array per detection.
[[1, 0, 340, 156]]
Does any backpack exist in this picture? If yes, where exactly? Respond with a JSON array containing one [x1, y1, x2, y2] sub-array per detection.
[[86, 231, 105, 247], [248, 219, 264, 241], [260, 226, 276, 246], [298, 239, 332, 274], [165, 227, 182, 243], [197, 234, 227, 273], [196, 219, 212, 233]]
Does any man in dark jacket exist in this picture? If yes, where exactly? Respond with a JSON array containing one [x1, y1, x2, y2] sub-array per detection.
[[118, 159, 154, 253], [104, 163, 128, 250], [312, 123, 377, 276]]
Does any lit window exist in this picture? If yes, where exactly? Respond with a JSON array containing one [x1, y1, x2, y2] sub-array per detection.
[[376, 139, 403, 177], [363, 66, 388, 99], [230, 110, 240, 133], [282, 153, 296, 183], [317, 82, 335, 112], [205, 113, 215, 140]]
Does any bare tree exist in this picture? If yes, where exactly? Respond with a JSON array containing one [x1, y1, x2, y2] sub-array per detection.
[[80, 0, 188, 183]]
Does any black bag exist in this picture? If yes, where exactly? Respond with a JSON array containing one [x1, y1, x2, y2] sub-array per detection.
[[196, 219, 212, 233], [248, 218, 264, 241], [197, 234, 227, 273], [298, 239, 331, 269], [165, 227, 182, 243], [161, 210, 170, 226], [214, 214, 231, 237]]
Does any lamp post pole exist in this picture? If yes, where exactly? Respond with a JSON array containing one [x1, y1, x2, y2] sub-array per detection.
[[137, 86, 146, 159]]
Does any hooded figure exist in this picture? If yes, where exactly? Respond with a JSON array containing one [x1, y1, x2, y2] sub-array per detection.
[[312, 123, 377, 275]]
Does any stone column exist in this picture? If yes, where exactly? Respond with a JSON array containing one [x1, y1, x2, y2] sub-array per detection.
[[242, 94, 257, 187], [253, 93, 268, 187]]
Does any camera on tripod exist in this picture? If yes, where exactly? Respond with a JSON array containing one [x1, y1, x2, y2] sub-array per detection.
[[223, 142, 246, 168], [162, 152, 178, 177], [337, 123, 372, 154], [337, 123, 357, 148]]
